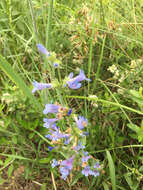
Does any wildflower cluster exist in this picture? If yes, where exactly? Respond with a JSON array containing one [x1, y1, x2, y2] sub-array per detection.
[[108, 64, 127, 83], [32, 44, 101, 180], [37, 44, 61, 68], [108, 59, 143, 85]]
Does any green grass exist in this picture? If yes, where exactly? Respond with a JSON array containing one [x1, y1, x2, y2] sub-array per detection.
[[0, 0, 143, 189]]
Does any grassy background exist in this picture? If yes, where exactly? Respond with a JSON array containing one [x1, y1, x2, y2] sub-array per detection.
[[1, 0, 143, 189]]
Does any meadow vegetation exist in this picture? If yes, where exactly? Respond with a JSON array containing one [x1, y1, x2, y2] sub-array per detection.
[[0, 0, 143, 189]]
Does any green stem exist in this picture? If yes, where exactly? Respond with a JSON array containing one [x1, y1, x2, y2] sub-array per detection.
[[91, 144, 143, 153], [28, 0, 39, 42], [92, 35, 106, 92], [88, 3, 96, 94], [46, 0, 54, 50], [65, 95, 143, 115], [100, 80, 132, 124]]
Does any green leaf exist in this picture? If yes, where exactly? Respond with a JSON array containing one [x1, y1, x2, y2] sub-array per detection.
[[8, 164, 14, 178], [24, 167, 31, 179], [124, 173, 133, 189], [0, 160, 3, 165], [39, 158, 50, 164], [106, 150, 116, 190], [0, 153, 33, 161], [40, 183, 47, 190], [103, 182, 110, 190], [0, 55, 42, 111], [129, 90, 143, 105], [31, 129, 52, 145], [129, 90, 141, 98], [127, 123, 140, 133], [12, 136, 17, 144], [70, 173, 82, 187], [33, 119, 39, 129], [0, 177, 5, 185], [29, 132, 35, 139], [3, 157, 13, 167]]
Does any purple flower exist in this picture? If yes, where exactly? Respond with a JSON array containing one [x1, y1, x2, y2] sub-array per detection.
[[81, 132, 89, 136], [64, 137, 70, 145], [51, 123, 59, 130], [43, 118, 58, 128], [83, 151, 89, 156], [48, 146, 54, 151], [67, 109, 72, 116], [92, 170, 100, 177], [74, 142, 85, 151], [61, 156, 74, 170], [46, 127, 70, 142], [62, 133, 71, 139], [45, 125, 70, 143], [66, 70, 91, 89], [75, 116, 88, 130], [60, 167, 69, 180], [49, 127, 62, 140], [94, 162, 101, 169], [82, 166, 93, 177], [37, 44, 50, 57], [51, 159, 59, 168], [67, 82, 82, 89], [82, 165, 100, 177], [81, 155, 91, 163], [80, 131, 89, 137], [59, 156, 75, 180], [45, 134, 52, 140], [32, 81, 52, 93], [53, 62, 59, 67], [43, 104, 60, 114]]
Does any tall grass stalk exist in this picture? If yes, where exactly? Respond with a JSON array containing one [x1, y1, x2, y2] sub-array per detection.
[[100, 80, 132, 124], [92, 35, 106, 93], [0, 55, 42, 111], [28, 0, 39, 42], [86, 2, 96, 116], [65, 95, 143, 115], [106, 150, 116, 190], [93, 144, 143, 154], [87, 2, 96, 94], [46, 0, 54, 50]]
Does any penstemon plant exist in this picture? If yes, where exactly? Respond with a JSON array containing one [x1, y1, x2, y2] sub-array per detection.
[[32, 44, 102, 180]]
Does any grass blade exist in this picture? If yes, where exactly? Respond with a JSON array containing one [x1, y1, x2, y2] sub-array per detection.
[[103, 182, 110, 190], [0, 54, 42, 111], [0, 153, 33, 161], [65, 95, 143, 115], [46, 0, 54, 49], [88, 2, 96, 93], [106, 150, 116, 190], [92, 35, 106, 93], [28, 0, 39, 42]]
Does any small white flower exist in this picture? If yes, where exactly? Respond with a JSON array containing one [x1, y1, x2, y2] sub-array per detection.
[[130, 60, 137, 69], [113, 70, 119, 79], [107, 65, 118, 73], [118, 74, 125, 83]]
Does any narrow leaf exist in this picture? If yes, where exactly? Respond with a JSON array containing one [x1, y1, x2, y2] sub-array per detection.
[[0, 55, 42, 111], [127, 123, 140, 133], [41, 183, 47, 190], [106, 150, 116, 190], [8, 164, 14, 178], [103, 182, 110, 190], [0, 153, 33, 161]]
